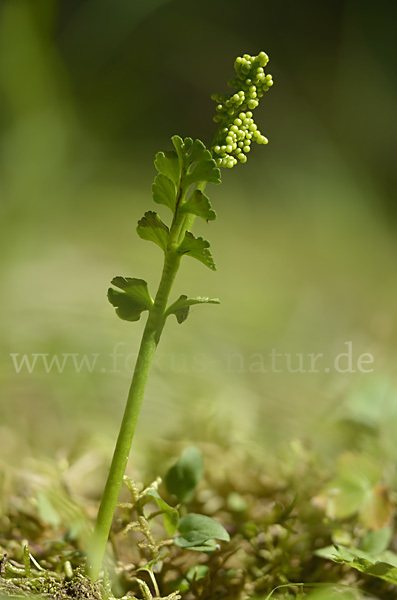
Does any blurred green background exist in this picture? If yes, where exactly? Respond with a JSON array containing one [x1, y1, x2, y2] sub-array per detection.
[[1, 0, 397, 481]]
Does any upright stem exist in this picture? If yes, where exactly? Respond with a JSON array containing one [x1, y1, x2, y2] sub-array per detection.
[[88, 206, 189, 580]]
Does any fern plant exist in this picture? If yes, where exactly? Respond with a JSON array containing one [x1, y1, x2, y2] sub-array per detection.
[[88, 51, 273, 579]]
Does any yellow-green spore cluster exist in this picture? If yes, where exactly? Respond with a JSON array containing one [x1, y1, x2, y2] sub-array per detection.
[[211, 52, 273, 168]]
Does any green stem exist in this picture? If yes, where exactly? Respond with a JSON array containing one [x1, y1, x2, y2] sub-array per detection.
[[178, 180, 207, 243], [87, 203, 190, 579]]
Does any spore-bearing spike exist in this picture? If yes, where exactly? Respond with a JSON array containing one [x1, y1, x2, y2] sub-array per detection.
[[211, 52, 273, 168]]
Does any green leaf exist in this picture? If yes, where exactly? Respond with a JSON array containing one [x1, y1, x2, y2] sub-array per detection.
[[178, 514, 230, 542], [145, 489, 179, 536], [302, 590, 356, 600], [154, 150, 180, 185], [318, 453, 392, 528], [169, 297, 189, 324], [173, 136, 212, 163], [37, 492, 61, 527], [322, 477, 367, 520], [174, 529, 209, 548], [152, 173, 177, 212], [111, 277, 153, 306], [187, 138, 213, 164], [171, 135, 221, 188], [166, 294, 220, 324], [174, 513, 230, 551], [227, 492, 248, 513], [178, 232, 216, 271], [185, 565, 209, 582], [181, 189, 216, 221], [108, 277, 153, 322], [361, 527, 392, 555], [337, 452, 381, 488], [174, 538, 218, 553], [172, 136, 212, 166], [165, 446, 204, 502], [171, 134, 186, 163], [108, 291, 146, 322], [185, 160, 221, 187], [137, 211, 169, 252], [316, 544, 397, 586]]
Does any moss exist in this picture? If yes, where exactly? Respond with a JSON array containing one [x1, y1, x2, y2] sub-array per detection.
[[0, 571, 102, 600], [0, 439, 396, 600]]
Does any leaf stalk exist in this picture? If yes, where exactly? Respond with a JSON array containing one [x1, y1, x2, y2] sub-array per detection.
[[88, 174, 197, 579]]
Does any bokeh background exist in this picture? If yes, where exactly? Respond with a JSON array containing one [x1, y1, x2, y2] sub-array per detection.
[[1, 0, 397, 484]]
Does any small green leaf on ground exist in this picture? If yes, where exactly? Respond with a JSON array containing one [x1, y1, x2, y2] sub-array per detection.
[[174, 513, 229, 551], [317, 452, 392, 528], [303, 590, 356, 600], [165, 295, 220, 324], [227, 492, 248, 513], [165, 446, 204, 502], [178, 232, 216, 270], [361, 527, 392, 555], [180, 189, 216, 221], [316, 544, 397, 585], [37, 492, 61, 527], [137, 211, 169, 252], [185, 565, 209, 582], [145, 489, 179, 536], [178, 513, 230, 542], [175, 539, 218, 553]]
